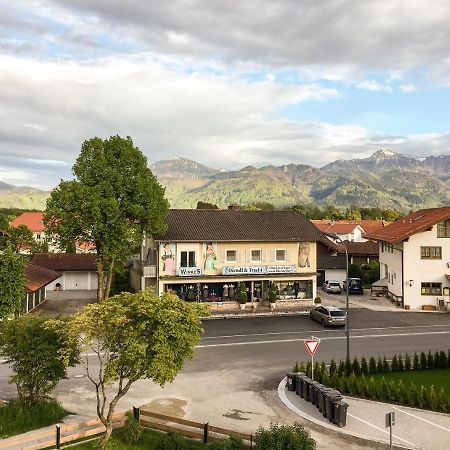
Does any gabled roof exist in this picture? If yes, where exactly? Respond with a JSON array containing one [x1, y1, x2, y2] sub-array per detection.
[[317, 255, 347, 270], [31, 253, 97, 272], [365, 207, 450, 244], [155, 209, 325, 242], [337, 240, 379, 255], [312, 221, 361, 234], [10, 212, 45, 232], [26, 263, 61, 293]]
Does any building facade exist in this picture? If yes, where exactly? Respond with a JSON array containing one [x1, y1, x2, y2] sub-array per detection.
[[131, 209, 325, 307], [366, 207, 450, 310]]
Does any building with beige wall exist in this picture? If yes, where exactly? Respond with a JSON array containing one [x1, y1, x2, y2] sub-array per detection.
[[366, 207, 450, 310], [131, 209, 326, 308]]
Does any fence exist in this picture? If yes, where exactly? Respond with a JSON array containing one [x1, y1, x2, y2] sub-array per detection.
[[138, 408, 254, 449]]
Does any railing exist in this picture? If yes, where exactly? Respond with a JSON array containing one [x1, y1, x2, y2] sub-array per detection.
[[371, 285, 388, 297], [134, 261, 157, 277], [387, 291, 403, 307]]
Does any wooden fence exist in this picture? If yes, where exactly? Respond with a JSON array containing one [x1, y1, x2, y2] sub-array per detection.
[[139, 408, 254, 449]]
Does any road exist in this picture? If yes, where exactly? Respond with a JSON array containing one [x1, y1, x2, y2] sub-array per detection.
[[1, 309, 449, 449]]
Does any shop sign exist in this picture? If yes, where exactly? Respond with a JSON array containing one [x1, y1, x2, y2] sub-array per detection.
[[178, 267, 203, 277], [222, 265, 297, 275]]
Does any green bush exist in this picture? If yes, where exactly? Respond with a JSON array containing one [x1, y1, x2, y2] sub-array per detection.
[[157, 432, 185, 450], [254, 423, 316, 450], [398, 355, 405, 372], [360, 357, 369, 376], [352, 358, 361, 376], [413, 352, 420, 371], [427, 351, 434, 370], [438, 351, 447, 369], [314, 297, 321, 304], [391, 355, 399, 372], [207, 436, 243, 450], [337, 360, 345, 377], [382, 357, 390, 373], [433, 351, 440, 369], [329, 359, 337, 377], [124, 412, 143, 444], [238, 282, 247, 305], [420, 352, 427, 370], [405, 354, 411, 371], [344, 358, 352, 377], [293, 361, 301, 373], [377, 356, 384, 373], [268, 283, 278, 303], [448, 350, 450, 368], [369, 356, 377, 374]]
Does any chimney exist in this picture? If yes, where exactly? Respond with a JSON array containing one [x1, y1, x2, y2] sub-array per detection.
[[228, 204, 240, 210]]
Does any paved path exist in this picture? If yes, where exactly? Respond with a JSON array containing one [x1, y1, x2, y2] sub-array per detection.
[[280, 378, 450, 449]]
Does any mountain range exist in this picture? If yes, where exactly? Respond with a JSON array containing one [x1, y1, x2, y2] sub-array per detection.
[[0, 150, 449, 211]]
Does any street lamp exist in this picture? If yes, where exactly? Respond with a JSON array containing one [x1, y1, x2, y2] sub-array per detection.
[[324, 232, 350, 361]]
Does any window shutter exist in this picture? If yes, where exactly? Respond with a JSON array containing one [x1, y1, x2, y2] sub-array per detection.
[[236, 250, 241, 262], [272, 250, 276, 262], [246, 250, 251, 263], [261, 249, 266, 262], [220, 251, 226, 263], [286, 249, 290, 262]]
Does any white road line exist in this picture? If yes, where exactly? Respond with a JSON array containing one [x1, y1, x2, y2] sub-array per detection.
[[203, 324, 450, 340], [196, 330, 450, 348], [346, 412, 415, 447], [391, 405, 450, 432]]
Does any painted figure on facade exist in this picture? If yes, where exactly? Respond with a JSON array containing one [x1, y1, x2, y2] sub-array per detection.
[[204, 241, 217, 270], [298, 242, 311, 268], [161, 242, 175, 273]]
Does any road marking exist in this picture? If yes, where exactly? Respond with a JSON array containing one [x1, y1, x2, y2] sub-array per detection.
[[391, 405, 450, 432], [197, 330, 450, 348], [346, 412, 415, 447], [203, 324, 450, 340]]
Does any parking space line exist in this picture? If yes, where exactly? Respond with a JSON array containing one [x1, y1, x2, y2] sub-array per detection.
[[391, 406, 450, 432]]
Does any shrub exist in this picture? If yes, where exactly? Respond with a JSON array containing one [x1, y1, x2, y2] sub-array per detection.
[[433, 351, 440, 369], [299, 362, 306, 373], [352, 357, 361, 376], [388, 380, 398, 403], [268, 283, 278, 303], [293, 361, 301, 373], [377, 356, 384, 374], [448, 350, 450, 368], [413, 352, 420, 371], [420, 351, 427, 370], [254, 422, 316, 450], [305, 362, 312, 378], [382, 357, 390, 373], [405, 354, 412, 371], [337, 360, 345, 377], [320, 362, 327, 379], [314, 297, 321, 304], [391, 355, 399, 372], [207, 436, 244, 450], [439, 351, 447, 369], [398, 355, 405, 372], [123, 412, 143, 444], [429, 385, 438, 411], [238, 282, 247, 305], [410, 383, 419, 407], [368, 356, 377, 374], [329, 359, 337, 377], [314, 362, 321, 382], [437, 387, 447, 413], [157, 432, 185, 450], [360, 357, 369, 376], [344, 358, 352, 376], [427, 351, 434, 370]]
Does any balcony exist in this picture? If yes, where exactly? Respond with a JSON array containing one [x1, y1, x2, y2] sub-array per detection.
[[134, 260, 157, 277]]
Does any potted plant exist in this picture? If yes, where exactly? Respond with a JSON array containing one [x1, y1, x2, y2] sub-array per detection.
[[314, 296, 321, 304], [269, 282, 278, 309], [238, 282, 247, 310]]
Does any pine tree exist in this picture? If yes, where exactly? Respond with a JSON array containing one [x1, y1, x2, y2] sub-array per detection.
[[293, 361, 301, 372], [377, 356, 384, 373], [299, 362, 306, 373], [314, 362, 321, 382], [329, 359, 337, 377], [398, 355, 405, 372], [352, 357, 362, 376], [320, 361, 327, 379], [337, 360, 345, 377], [405, 353, 411, 371], [306, 361, 312, 378], [439, 351, 447, 369], [413, 352, 420, 371], [382, 356, 390, 373], [344, 357, 352, 376], [427, 351, 434, 370], [368, 377, 377, 400], [433, 351, 440, 369], [391, 355, 399, 372], [361, 356, 369, 375], [369, 356, 377, 374], [447, 349, 450, 368], [420, 351, 427, 370]]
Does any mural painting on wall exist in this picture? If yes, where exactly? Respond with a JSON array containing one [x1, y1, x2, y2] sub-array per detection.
[[161, 243, 176, 274], [298, 242, 310, 268], [203, 241, 218, 274]]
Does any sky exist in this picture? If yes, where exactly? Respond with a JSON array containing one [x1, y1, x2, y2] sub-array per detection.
[[1, 0, 450, 189]]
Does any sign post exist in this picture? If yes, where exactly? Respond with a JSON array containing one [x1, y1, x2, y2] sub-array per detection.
[[385, 412, 395, 450], [304, 336, 320, 380]]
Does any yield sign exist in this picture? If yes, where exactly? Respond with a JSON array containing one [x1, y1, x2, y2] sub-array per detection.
[[304, 339, 320, 356]]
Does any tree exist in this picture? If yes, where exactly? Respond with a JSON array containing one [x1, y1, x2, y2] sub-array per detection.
[[44, 136, 169, 301], [70, 290, 208, 449], [196, 201, 218, 209], [0, 246, 26, 319], [0, 218, 35, 254], [0, 316, 79, 403]]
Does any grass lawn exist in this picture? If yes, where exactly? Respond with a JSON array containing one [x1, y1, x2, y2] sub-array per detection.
[[0, 399, 68, 438], [75, 428, 207, 449], [369, 368, 450, 395]]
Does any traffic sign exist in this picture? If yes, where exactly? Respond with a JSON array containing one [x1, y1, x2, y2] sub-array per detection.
[[304, 339, 320, 356]]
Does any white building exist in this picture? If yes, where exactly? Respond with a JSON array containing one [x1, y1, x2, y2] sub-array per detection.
[[366, 207, 450, 310]]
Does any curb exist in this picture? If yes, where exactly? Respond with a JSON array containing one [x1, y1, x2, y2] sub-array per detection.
[[277, 377, 418, 450], [203, 311, 310, 320]]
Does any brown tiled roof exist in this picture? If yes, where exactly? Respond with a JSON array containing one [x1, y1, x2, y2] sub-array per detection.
[[337, 240, 379, 255], [313, 219, 388, 235], [26, 263, 61, 293], [365, 207, 450, 244], [155, 209, 325, 242], [31, 253, 97, 271], [317, 255, 347, 270], [10, 212, 45, 232]]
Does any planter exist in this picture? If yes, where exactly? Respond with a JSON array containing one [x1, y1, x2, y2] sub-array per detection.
[[239, 303, 246, 310], [269, 302, 276, 309]]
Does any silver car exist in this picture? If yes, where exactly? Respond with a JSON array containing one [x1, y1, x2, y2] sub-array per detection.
[[310, 305, 346, 327], [322, 280, 342, 294]]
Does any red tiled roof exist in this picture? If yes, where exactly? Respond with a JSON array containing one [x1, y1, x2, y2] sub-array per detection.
[[312, 221, 360, 234], [10, 212, 45, 232], [26, 263, 61, 293], [31, 253, 97, 271], [365, 207, 450, 244]]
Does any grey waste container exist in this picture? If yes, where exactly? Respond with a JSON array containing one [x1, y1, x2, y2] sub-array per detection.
[[333, 400, 348, 427], [303, 377, 311, 401], [313, 383, 323, 408], [318, 386, 331, 413], [286, 372, 296, 391], [295, 373, 306, 396], [309, 381, 320, 405], [325, 391, 342, 422]]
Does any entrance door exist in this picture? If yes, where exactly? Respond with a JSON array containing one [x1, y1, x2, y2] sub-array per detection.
[[317, 270, 325, 288]]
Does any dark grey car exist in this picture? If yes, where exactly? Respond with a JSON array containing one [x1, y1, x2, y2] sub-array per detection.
[[310, 305, 346, 327]]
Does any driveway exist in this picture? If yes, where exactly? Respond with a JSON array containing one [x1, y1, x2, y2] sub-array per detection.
[[30, 298, 97, 317]]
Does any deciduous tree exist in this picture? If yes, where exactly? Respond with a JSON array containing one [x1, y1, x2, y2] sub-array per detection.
[[44, 136, 169, 301]]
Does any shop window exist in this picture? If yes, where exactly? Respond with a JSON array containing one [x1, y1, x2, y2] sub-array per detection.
[[275, 249, 286, 262], [180, 251, 196, 267], [420, 246, 442, 259], [226, 250, 237, 262], [421, 282, 442, 295], [251, 249, 261, 262]]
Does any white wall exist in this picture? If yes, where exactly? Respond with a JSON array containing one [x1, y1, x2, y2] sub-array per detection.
[[324, 269, 347, 286]]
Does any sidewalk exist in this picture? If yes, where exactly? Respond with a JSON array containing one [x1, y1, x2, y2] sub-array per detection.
[[206, 303, 310, 319], [320, 290, 404, 312], [279, 378, 450, 450]]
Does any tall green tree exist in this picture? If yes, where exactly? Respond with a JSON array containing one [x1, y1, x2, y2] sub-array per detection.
[[70, 290, 208, 450], [44, 136, 169, 301], [0, 246, 26, 319]]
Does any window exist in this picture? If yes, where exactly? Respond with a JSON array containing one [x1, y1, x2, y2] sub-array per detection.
[[36, 234, 41, 240], [275, 249, 286, 262], [420, 246, 442, 259], [180, 251, 196, 267], [226, 250, 237, 262], [384, 243, 394, 253], [437, 219, 450, 238], [421, 282, 442, 295], [251, 249, 261, 262]]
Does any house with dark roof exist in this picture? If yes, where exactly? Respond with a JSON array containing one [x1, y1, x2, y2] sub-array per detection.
[[365, 207, 450, 310], [131, 208, 326, 308]]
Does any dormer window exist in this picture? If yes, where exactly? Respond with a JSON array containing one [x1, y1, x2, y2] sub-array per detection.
[[437, 219, 450, 238]]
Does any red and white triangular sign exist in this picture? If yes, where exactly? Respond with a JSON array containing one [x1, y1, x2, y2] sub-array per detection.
[[304, 339, 320, 356]]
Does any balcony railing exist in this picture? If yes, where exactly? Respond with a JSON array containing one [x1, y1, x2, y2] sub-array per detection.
[[134, 260, 157, 277]]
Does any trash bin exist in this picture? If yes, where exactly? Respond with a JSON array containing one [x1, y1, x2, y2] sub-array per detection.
[[286, 372, 296, 391], [303, 377, 311, 401], [318, 386, 330, 413], [309, 381, 320, 405], [295, 373, 306, 397], [313, 383, 323, 408], [325, 391, 342, 422], [333, 400, 348, 427]]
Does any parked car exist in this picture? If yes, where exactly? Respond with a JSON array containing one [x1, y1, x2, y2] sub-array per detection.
[[322, 280, 342, 294], [343, 277, 364, 295], [310, 305, 346, 327]]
